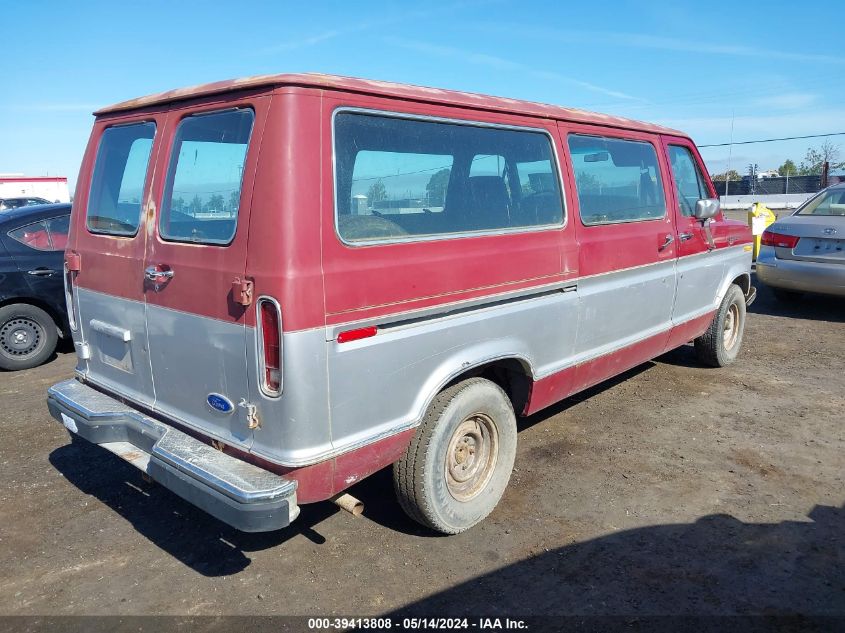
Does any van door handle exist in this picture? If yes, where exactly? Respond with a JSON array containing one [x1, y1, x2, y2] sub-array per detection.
[[658, 234, 674, 251], [679, 232, 694, 242], [144, 265, 175, 282]]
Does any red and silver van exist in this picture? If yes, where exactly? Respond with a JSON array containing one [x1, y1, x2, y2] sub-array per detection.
[[47, 74, 754, 534]]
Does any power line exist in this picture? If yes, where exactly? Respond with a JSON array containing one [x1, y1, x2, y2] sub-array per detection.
[[699, 132, 845, 148]]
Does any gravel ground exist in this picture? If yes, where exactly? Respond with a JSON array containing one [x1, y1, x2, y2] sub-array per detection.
[[0, 278, 842, 617]]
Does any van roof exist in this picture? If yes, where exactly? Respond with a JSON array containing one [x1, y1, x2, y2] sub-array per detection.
[[95, 73, 685, 137]]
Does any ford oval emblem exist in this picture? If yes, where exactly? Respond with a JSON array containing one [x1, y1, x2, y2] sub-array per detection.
[[207, 393, 234, 414]]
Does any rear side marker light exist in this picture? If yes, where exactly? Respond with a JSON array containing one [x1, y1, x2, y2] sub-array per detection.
[[761, 230, 799, 249], [337, 326, 378, 344], [257, 299, 282, 396]]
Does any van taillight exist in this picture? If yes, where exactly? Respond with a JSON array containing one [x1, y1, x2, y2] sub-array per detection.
[[761, 230, 799, 249], [258, 299, 282, 396]]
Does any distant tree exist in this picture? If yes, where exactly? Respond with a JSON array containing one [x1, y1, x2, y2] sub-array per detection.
[[575, 171, 601, 191], [799, 141, 844, 175], [367, 179, 387, 205], [711, 169, 743, 182], [425, 169, 451, 206], [189, 194, 203, 213], [777, 160, 797, 177], [228, 190, 240, 212], [172, 197, 186, 212], [208, 194, 225, 212]]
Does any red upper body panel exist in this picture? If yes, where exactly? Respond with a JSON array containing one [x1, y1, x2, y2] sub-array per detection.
[[69, 75, 749, 333]]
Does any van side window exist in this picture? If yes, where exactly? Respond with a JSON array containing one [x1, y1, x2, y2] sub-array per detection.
[[334, 112, 564, 243], [668, 145, 711, 216], [568, 134, 666, 225], [86, 122, 155, 236], [159, 109, 254, 245]]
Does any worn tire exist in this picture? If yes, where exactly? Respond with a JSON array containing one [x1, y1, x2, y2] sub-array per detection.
[[0, 303, 58, 371], [393, 378, 517, 534], [773, 288, 803, 303], [694, 284, 746, 368]]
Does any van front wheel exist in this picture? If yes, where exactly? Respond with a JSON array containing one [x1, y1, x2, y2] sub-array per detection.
[[694, 284, 746, 368], [393, 377, 517, 534]]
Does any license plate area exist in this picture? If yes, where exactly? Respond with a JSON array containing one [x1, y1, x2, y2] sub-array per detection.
[[793, 237, 845, 262]]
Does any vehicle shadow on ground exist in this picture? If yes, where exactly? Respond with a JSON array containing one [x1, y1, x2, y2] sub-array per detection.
[[49, 439, 342, 577], [387, 504, 845, 618], [749, 274, 845, 323], [46, 363, 665, 566]]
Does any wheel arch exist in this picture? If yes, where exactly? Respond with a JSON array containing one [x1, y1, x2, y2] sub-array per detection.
[[0, 296, 67, 337], [425, 353, 535, 421]]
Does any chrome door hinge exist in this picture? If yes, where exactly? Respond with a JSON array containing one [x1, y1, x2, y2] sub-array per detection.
[[233, 278, 254, 306], [239, 399, 261, 429]]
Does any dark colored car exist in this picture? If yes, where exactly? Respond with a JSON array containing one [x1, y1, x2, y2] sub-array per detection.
[[0, 203, 72, 370], [0, 197, 55, 211]]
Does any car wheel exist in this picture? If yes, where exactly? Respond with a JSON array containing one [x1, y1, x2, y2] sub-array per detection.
[[773, 288, 803, 302], [393, 377, 517, 534], [0, 304, 58, 371], [694, 284, 746, 368]]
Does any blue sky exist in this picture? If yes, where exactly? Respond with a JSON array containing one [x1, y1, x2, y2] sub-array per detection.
[[3, 0, 844, 191]]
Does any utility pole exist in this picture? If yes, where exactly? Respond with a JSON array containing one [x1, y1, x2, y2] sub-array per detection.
[[748, 163, 758, 195], [725, 110, 735, 197]]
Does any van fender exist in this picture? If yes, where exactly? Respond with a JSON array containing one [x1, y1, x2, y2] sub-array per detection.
[[408, 341, 535, 429], [714, 263, 752, 309]]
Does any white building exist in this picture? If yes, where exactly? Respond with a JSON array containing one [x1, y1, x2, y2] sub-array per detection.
[[0, 175, 70, 202]]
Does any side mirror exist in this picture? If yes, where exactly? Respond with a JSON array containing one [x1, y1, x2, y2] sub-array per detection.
[[694, 198, 720, 220]]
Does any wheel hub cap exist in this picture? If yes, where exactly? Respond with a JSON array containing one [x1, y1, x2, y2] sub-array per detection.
[[723, 304, 740, 351], [1, 318, 43, 358], [445, 413, 499, 502]]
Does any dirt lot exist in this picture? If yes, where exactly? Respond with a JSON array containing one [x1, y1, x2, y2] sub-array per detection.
[[0, 278, 842, 618]]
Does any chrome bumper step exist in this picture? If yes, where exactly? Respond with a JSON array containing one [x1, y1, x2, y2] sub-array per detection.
[[47, 379, 299, 532]]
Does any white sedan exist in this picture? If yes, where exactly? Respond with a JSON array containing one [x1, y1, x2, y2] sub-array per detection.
[[757, 182, 845, 300]]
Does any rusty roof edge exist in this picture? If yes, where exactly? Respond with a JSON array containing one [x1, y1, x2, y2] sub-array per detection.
[[92, 72, 686, 137]]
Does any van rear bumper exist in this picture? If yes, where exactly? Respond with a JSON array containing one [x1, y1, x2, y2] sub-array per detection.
[[46, 379, 299, 532]]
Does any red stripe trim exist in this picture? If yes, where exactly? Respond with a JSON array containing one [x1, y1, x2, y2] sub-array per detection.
[[0, 177, 67, 183]]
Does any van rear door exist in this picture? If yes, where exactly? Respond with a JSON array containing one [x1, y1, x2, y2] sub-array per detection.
[[72, 116, 163, 406], [144, 99, 268, 448]]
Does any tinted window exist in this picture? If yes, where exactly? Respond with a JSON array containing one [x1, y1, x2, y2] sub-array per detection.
[[335, 112, 564, 243], [668, 145, 711, 216], [8, 220, 52, 251], [568, 135, 666, 225], [160, 109, 254, 245], [87, 122, 155, 235], [46, 215, 70, 250]]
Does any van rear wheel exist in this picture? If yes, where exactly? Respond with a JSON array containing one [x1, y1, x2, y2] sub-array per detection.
[[0, 303, 58, 371], [694, 284, 746, 368], [393, 377, 517, 534]]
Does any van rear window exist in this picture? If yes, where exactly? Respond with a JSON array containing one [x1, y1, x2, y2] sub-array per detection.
[[86, 122, 155, 236], [159, 109, 254, 245], [568, 135, 666, 225], [334, 112, 564, 243]]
